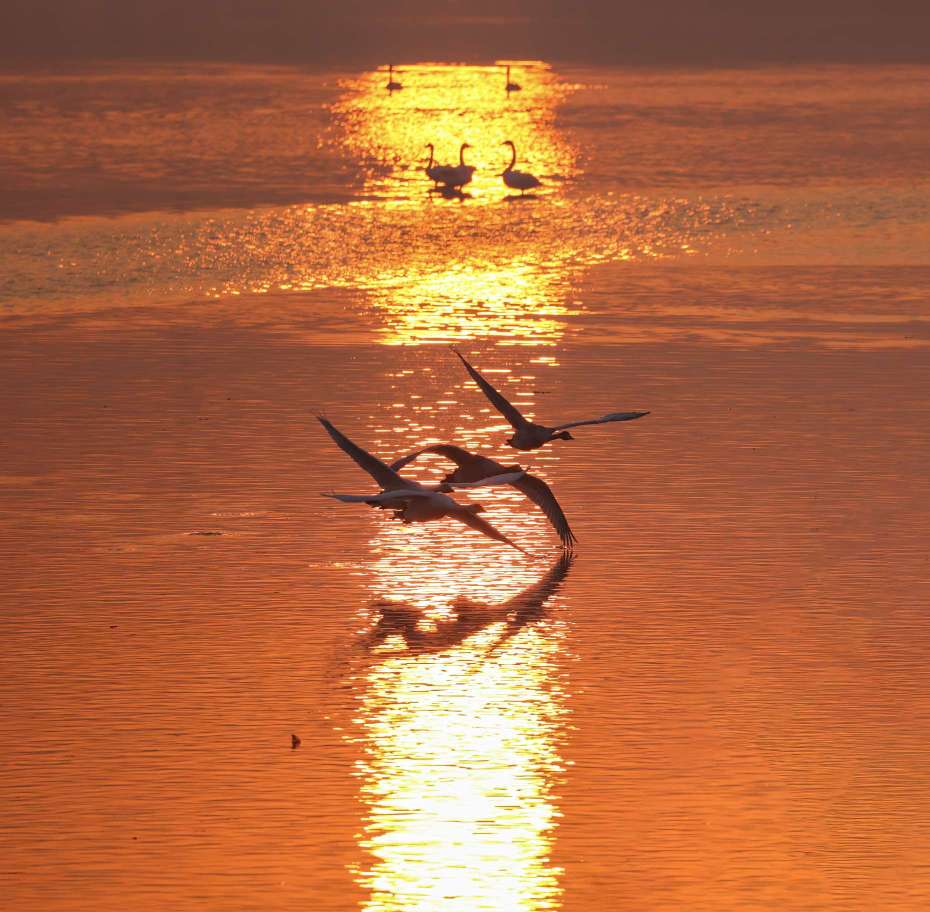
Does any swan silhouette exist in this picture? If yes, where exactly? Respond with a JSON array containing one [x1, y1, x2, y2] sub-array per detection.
[[424, 143, 456, 188], [501, 140, 541, 196], [452, 349, 649, 451], [441, 142, 475, 190], [317, 417, 530, 553], [505, 65, 522, 94], [391, 444, 576, 548]]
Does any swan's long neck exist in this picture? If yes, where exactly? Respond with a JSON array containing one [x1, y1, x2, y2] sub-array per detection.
[[505, 143, 516, 172], [426, 144, 434, 169], [459, 144, 468, 166], [506, 65, 511, 81]]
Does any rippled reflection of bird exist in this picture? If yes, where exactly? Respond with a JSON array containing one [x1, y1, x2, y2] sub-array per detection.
[[453, 348, 649, 451], [390, 444, 577, 549], [484, 551, 575, 655], [505, 64, 522, 94], [364, 552, 575, 656], [386, 64, 402, 92], [501, 140, 541, 196], [317, 417, 530, 553]]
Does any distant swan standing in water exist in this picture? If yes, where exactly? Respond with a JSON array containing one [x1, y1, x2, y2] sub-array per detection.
[[505, 65, 521, 93], [386, 64, 402, 92], [424, 143, 456, 188], [501, 140, 541, 196]]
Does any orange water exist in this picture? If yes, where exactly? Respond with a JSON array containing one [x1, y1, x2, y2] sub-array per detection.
[[2, 62, 930, 911]]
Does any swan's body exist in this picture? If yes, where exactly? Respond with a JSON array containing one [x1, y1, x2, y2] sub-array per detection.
[[502, 140, 541, 195], [317, 417, 529, 553], [327, 488, 472, 522], [452, 349, 649, 451], [391, 444, 577, 548], [505, 65, 522, 93], [442, 142, 475, 190], [386, 64, 402, 92], [424, 143, 457, 188]]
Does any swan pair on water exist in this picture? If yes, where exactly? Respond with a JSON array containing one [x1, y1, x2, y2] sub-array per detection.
[[424, 143, 476, 192], [425, 141, 541, 195], [320, 350, 649, 554], [386, 64, 521, 94]]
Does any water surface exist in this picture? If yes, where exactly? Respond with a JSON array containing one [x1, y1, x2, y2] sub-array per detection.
[[2, 61, 930, 912]]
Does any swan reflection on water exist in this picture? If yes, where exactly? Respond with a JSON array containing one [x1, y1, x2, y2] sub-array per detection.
[[351, 552, 574, 910], [362, 552, 575, 657], [428, 185, 472, 201]]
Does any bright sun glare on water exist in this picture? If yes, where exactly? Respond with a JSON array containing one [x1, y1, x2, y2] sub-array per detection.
[[330, 62, 578, 347], [351, 512, 572, 911], [331, 62, 576, 200], [4, 49, 930, 912]]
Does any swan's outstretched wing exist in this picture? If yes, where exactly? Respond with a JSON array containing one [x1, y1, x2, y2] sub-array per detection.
[[452, 349, 529, 431], [321, 490, 430, 504], [552, 410, 650, 431], [322, 492, 381, 504], [391, 443, 571, 545], [451, 510, 529, 555], [513, 474, 577, 548], [446, 471, 526, 489], [317, 417, 418, 491], [389, 444, 475, 473]]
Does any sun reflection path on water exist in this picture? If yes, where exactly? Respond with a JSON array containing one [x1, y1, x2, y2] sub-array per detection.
[[371, 257, 578, 347], [330, 62, 576, 201], [176, 189, 729, 345], [4, 61, 764, 334], [324, 62, 718, 346], [334, 363, 576, 910], [353, 625, 568, 912], [329, 61, 583, 347], [349, 506, 572, 911]]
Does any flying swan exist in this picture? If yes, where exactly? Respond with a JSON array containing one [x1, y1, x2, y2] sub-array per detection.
[[390, 444, 577, 548], [452, 349, 649, 451], [317, 417, 530, 553]]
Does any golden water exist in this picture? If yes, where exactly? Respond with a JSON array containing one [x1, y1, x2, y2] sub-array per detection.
[[2, 62, 930, 911]]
